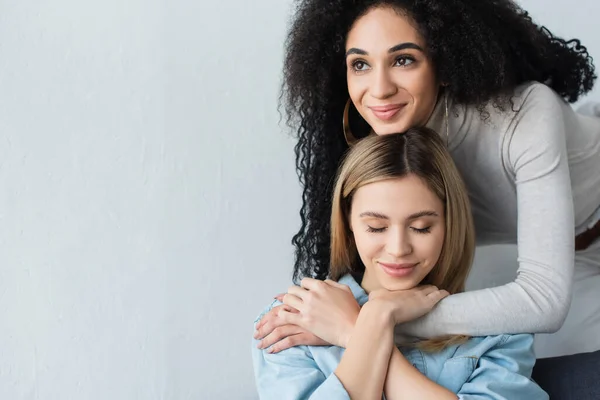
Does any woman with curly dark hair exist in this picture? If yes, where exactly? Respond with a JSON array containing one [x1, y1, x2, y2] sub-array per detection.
[[254, 0, 600, 395]]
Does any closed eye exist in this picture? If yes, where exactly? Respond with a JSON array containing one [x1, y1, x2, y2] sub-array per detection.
[[411, 227, 431, 234]]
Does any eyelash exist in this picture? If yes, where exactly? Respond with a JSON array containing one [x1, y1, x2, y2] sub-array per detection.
[[412, 227, 431, 234], [351, 55, 416, 72], [366, 226, 432, 234]]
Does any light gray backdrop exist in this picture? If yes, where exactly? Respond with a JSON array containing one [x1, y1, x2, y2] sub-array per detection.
[[0, 0, 598, 399]]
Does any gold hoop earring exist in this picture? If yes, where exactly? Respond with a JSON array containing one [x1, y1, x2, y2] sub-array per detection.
[[343, 99, 359, 146]]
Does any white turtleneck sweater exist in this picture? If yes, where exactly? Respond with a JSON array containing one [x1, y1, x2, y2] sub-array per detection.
[[404, 81, 600, 338]]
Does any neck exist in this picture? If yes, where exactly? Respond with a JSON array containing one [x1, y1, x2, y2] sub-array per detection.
[[360, 269, 379, 294]]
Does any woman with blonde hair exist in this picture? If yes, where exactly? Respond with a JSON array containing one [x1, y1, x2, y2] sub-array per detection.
[[252, 128, 547, 399]]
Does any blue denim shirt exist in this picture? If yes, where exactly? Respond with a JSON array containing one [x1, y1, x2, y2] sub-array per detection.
[[251, 274, 548, 399]]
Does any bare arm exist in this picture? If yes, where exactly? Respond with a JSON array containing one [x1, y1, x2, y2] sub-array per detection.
[[338, 294, 458, 400], [383, 347, 458, 400], [334, 301, 394, 399]]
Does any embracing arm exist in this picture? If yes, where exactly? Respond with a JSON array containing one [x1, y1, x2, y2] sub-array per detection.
[[402, 84, 574, 338]]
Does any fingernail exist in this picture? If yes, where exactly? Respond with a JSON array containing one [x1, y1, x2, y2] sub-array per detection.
[[267, 347, 274, 354], [256, 341, 263, 349], [253, 331, 258, 339]]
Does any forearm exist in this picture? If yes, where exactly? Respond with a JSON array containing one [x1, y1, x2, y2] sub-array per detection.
[[400, 276, 570, 338], [334, 302, 394, 400], [384, 347, 457, 400]]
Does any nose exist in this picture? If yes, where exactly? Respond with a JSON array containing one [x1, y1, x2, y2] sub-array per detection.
[[386, 228, 412, 258], [370, 67, 397, 99]]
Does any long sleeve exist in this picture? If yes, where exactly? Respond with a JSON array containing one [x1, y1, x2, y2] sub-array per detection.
[[456, 334, 548, 399], [251, 342, 350, 400], [401, 83, 574, 338], [251, 302, 351, 400]]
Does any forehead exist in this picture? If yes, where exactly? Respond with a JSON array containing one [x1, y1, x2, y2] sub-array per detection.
[[352, 175, 442, 215], [346, 7, 424, 50]]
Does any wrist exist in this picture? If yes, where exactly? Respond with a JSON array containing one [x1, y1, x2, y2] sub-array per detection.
[[361, 300, 395, 329]]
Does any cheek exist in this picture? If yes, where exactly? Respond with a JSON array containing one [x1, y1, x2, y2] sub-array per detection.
[[428, 230, 446, 260], [347, 75, 367, 105], [353, 231, 381, 259], [412, 67, 438, 105], [346, 80, 361, 118], [413, 229, 444, 258]]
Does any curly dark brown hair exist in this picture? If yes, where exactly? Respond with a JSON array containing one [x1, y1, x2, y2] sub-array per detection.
[[282, 0, 596, 282]]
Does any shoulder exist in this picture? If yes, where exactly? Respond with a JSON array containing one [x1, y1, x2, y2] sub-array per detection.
[[501, 83, 571, 165], [511, 81, 565, 117], [454, 334, 534, 358], [252, 299, 316, 361], [253, 299, 282, 327], [513, 81, 560, 102]]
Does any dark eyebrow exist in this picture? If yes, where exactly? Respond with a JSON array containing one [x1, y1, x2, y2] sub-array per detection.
[[345, 48, 368, 57], [389, 42, 423, 53], [345, 42, 424, 58]]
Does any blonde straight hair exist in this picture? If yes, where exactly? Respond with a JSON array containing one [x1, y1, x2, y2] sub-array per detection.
[[329, 128, 475, 351]]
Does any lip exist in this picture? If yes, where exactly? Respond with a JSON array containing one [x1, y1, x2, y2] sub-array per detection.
[[378, 261, 417, 278], [368, 104, 405, 121]]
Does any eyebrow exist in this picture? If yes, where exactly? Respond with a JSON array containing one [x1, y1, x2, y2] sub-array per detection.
[[345, 42, 424, 58], [359, 210, 439, 220]]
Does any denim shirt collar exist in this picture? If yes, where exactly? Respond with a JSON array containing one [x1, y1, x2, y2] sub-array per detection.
[[337, 274, 369, 306]]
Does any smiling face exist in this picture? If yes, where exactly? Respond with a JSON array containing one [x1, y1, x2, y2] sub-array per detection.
[[349, 174, 445, 292], [345, 6, 440, 135]]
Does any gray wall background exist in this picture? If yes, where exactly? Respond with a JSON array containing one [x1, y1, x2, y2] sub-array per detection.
[[0, 0, 598, 399]]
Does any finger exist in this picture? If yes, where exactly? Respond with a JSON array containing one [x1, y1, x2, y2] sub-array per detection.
[[287, 285, 308, 301], [254, 317, 276, 340], [254, 305, 291, 339], [266, 333, 304, 354], [324, 279, 349, 291], [267, 332, 325, 354], [257, 324, 305, 349], [282, 293, 303, 310], [428, 289, 450, 303], [278, 308, 301, 327], [255, 305, 279, 331], [417, 285, 439, 296], [287, 284, 303, 296], [274, 293, 285, 302], [300, 277, 323, 291]]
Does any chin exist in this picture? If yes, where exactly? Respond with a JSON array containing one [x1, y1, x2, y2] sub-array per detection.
[[372, 122, 410, 136], [381, 279, 417, 292]]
